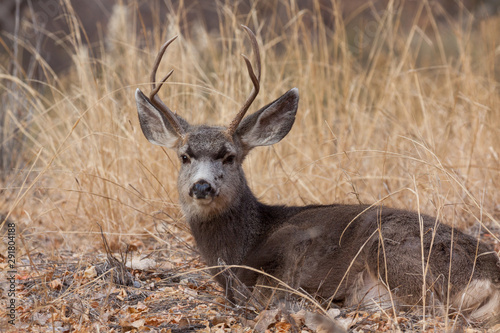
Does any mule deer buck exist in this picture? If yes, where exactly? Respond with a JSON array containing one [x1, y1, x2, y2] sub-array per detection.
[[135, 26, 500, 321]]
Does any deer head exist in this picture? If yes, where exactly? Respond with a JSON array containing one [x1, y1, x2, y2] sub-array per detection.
[[135, 26, 299, 218]]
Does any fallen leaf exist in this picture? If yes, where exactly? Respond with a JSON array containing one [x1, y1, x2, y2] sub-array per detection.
[[136, 302, 148, 312], [131, 319, 145, 328], [125, 255, 157, 270], [212, 316, 227, 326], [33, 312, 51, 325], [117, 288, 127, 301], [327, 308, 340, 319], [84, 265, 97, 279], [304, 311, 346, 333], [144, 316, 168, 326], [275, 320, 292, 332], [178, 318, 190, 329], [214, 296, 227, 305], [254, 309, 279, 332], [49, 278, 63, 290]]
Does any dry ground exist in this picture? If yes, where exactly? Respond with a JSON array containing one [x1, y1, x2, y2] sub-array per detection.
[[1, 0, 500, 332]]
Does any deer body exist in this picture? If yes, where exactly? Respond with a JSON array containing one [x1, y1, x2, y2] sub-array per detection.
[[135, 28, 500, 321]]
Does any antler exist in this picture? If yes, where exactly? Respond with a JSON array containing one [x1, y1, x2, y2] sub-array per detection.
[[148, 35, 185, 137], [227, 25, 261, 136]]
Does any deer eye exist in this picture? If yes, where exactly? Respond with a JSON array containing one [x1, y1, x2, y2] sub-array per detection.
[[180, 154, 190, 164], [223, 155, 235, 165]]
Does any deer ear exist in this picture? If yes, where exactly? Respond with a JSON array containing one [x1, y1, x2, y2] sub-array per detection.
[[135, 89, 188, 148], [236, 88, 299, 152]]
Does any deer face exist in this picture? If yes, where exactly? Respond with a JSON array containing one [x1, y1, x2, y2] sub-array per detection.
[[175, 126, 243, 217], [134, 27, 299, 218]]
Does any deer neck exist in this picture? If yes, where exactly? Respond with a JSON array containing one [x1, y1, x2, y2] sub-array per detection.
[[185, 181, 270, 267]]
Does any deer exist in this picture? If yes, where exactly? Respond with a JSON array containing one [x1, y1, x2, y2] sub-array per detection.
[[135, 26, 500, 321]]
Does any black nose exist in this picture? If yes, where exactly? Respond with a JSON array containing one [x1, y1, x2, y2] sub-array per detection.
[[190, 180, 215, 199]]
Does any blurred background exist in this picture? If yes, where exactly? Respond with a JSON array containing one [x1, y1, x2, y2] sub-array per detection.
[[2, 0, 499, 82]]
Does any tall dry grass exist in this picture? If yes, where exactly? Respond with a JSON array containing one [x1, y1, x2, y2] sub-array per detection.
[[1, 0, 499, 298]]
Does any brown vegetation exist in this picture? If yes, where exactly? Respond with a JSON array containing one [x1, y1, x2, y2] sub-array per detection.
[[1, 0, 499, 331]]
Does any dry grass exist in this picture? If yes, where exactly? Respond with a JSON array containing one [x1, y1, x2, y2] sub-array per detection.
[[1, 0, 500, 331]]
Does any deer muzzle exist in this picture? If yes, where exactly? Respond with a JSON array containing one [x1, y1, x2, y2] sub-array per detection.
[[190, 180, 216, 200]]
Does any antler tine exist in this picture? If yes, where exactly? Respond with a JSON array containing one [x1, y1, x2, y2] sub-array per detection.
[[227, 25, 261, 136], [150, 36, 177, 92], [148, 35, 185, 137]]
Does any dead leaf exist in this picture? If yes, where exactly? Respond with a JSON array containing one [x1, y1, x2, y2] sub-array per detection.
[[212, 316, 227, 326], [84, 265, 97, 279], [304, 311, 346, 333], [214, 296, 227, 305], [159, 261, 174, 270], [131, 319, 145, 328], [125, 254, 157, 270], [178, 318, 190, 329], [33, 312, 51, 326], [49, 278, 63, 290], [254, 309, 279, 332], [327, 308, 340, 319], [117, 288, 127, 301], [275, 320, 292, 332], [144, 316, 168, 326], [136, 301, 148, 312]]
